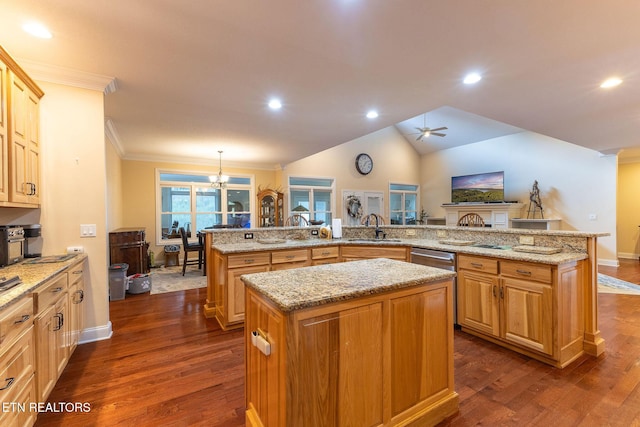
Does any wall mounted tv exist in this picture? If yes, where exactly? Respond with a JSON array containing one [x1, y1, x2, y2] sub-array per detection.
[[451, 171, 504, 203]]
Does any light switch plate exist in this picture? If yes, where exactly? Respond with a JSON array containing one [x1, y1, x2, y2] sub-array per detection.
[[80, 224, 97, 238]]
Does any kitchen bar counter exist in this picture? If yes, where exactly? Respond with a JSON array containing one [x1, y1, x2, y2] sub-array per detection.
[[244, 258, 458, 426], [241, 257, 455, 312], [0, 254, 86, 311]]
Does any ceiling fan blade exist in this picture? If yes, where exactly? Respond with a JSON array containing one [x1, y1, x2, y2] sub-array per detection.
[[431, 132, 446, 137], [430, 127, 448, 132], [414, 127, 426, 132], [415, 135, 423, 141]]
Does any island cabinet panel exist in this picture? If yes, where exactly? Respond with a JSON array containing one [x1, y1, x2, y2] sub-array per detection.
[[245, 278, 458, 427], [457, 254, 584, 367]]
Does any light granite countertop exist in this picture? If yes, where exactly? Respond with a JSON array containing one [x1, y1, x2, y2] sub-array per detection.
[[212, 237, 588, 265], [0, 254, 87, 311], [241, 258, 456, 312]]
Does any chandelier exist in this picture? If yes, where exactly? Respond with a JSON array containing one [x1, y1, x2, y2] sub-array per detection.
[[209, 150, 229, 188]]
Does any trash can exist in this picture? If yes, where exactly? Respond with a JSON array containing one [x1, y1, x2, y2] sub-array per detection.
[[127, 274, 152, 294], [109, 263, 129, 301]]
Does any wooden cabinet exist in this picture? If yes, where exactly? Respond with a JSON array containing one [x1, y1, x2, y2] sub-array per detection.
[[245, 274, 458, 426], [0, 295, 35, 427], [257, 189, 284, 227], [68, 259, 86, 354], [0, 45, 44, 207], [109, 228, 149, 275], [310, 246, 339, 265], [457, 254, 583, 367], [270, 248, 309, 271], [340, 244, 409, 262], [34, 273, 69, 403], [214, 252, 270, 330]]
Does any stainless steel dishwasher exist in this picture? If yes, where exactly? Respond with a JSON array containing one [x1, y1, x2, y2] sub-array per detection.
[[410, 247, 458, 324]]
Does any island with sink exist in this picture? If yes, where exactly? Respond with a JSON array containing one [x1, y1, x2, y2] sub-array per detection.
[[203, 223, 607, 368]]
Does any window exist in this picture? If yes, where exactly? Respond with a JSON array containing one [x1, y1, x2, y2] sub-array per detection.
[[389, 183, 419, 225], [288, 177, 334, 225], [157, 171, 252, 242]]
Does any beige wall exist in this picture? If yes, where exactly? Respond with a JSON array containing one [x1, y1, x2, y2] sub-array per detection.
[[282, 126, 421, 220], [120, 160, 278, 263], [421, 131, 618, 264], [617, 161, 640, 258], [38, 82, 110, 340]]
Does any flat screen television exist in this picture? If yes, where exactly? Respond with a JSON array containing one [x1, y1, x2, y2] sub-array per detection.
[[451, 171, 504, 203]]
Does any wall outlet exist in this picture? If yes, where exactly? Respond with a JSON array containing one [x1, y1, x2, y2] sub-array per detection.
[[519, 235, 535, 245], [589, 213, 597, 221], [405, 229, 416, 236], [436, 230, 447, 238], [244, 232, 254, 239], [311, 229, 319, 236], [67, 246, 84, 254]]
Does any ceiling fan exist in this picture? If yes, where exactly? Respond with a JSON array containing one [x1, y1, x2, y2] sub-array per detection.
[[409, 116, 448, 140]]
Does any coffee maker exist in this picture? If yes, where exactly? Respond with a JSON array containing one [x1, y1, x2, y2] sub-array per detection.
[[22, 224, 42, 258]]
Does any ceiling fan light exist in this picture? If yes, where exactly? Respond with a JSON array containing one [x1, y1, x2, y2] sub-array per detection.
[[366, 110, 379, 119]]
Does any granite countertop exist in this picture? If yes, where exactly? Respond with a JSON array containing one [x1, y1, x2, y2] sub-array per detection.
[[212, 238, 588, 265], [0, 254, 87, 311], [241, 258, 456, 312]]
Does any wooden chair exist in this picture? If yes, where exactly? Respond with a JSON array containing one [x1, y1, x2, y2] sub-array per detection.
[[457, 213, 485, 227], [285, 214, 309, 227], [179, 227, 205, 276]]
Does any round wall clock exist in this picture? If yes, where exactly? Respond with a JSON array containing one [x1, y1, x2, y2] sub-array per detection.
[[355, 153, 373, 175]]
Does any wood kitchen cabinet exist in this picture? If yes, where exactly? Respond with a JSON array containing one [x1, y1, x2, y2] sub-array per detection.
[[213, 251, 270, 330], [0, 295, 36, 427], [0, 45, 44, 207], [257, 189, 284, 227], [340, 244, 409, 262], [34, 272, 69, 403], [109, 227, 149, 275], [310, 246, 339, 265], [270, 248, 309, 271], [457, 254, 583, 367], [68, 258, 86, 354]]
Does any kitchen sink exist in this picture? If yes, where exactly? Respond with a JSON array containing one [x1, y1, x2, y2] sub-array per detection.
[[472, 243, 511, 250]]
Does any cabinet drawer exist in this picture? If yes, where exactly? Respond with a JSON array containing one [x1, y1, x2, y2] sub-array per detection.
[[311, 246, 339, 260], [340, 245, 408, 260], [501, 260, 552, 283], [34, 273, 68, 313], [271, 249, 309, 265], [0, 297, 33, 348], [458, 255, 498, 274], [0, 326, 35, 403], [69, 262, 84, 286], [228, 253, 270, 269]]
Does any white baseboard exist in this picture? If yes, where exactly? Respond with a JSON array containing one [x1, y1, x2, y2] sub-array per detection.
[[78, 321, 113, 344], [598, 258, 620, 268], [617, 252, 639, 261]]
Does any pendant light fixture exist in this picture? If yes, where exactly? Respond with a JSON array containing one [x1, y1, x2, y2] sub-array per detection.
[[209, 150, 229, 188]]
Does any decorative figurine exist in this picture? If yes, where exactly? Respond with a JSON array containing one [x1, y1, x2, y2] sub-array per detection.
[[528, 180, 544, 219]]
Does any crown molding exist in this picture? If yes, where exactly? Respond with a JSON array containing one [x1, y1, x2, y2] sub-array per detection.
[[16, 58, 117, 94], [105, 118, 125, 157]]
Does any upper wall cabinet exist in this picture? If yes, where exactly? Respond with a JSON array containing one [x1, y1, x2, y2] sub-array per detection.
[[0, 45, 44, 208]]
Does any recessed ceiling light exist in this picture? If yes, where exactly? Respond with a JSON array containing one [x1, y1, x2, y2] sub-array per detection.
[[268, 98, 282, 110], [366, 110, 379, 119], [22, 22, 52, 39], [463, 73, 482, 85], [600, 77, 622, 89]]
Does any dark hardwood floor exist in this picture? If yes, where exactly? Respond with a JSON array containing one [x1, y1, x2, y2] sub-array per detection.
[[35, 261, 640, 426]]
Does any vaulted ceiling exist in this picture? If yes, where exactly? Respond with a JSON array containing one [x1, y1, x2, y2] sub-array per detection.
[[1, 0, 639, 168]]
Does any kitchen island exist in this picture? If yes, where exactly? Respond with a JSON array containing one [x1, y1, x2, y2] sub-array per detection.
[[242, 258, 458, 427]]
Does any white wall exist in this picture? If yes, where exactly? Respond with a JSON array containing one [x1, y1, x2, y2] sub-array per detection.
[[38, 81, 111, 341], [283, 126, 421, 220], [421, 131, 617, 264]]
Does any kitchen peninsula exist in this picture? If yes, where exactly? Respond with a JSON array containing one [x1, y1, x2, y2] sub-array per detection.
[[203, 224, 608, 369], [242, 258, 458, 426]]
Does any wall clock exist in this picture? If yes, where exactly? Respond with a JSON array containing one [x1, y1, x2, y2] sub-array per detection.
[[355, 153, 373, 175]]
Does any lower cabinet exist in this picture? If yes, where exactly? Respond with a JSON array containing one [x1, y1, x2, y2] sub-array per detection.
[[245, 278, 458, 426], [340, 245, 409, 262], [68, 261, 86, 354], [457, 254, 583, 367]]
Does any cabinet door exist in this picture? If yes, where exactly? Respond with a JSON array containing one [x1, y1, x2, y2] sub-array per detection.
[[227, 265, 269, 324], [457, 269, 500, 337], [35, 304, 57, 402], [54, 296, 69, 377], [501, 277, 553, 356], [0, 59, 8, 202], [68, 268, 85, 354]]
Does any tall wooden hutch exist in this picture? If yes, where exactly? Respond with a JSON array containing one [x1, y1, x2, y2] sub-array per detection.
[[257, 189, 283, 227]]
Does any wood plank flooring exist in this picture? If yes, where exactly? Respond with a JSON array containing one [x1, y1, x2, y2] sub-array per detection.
[[35, 261, 640, 426]]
